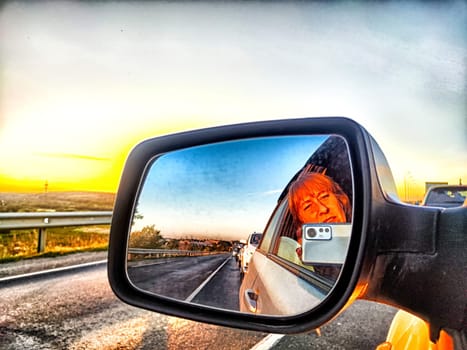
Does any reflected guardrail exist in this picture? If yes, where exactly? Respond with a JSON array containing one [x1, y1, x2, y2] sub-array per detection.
[[127, 248, 219, 259], [0, 211, 113, 253]]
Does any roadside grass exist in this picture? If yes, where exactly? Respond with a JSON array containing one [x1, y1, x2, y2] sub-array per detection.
[[0, 226, 109, 263], [0, 191, 114, 263], [0, 192, 115, 213]]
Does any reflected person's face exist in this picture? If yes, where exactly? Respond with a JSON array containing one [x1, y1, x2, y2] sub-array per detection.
[[297, 190, 346, 224]]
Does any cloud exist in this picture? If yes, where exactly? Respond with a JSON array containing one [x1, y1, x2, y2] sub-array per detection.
[[246, 189, 283, 197]]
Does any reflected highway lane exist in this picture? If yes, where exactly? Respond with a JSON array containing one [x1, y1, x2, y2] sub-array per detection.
[[128, 254, 241, 310], [0, 260, 397, 349]]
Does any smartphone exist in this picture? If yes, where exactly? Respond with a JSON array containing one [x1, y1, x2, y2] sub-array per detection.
[[301, 223, 351, 265]]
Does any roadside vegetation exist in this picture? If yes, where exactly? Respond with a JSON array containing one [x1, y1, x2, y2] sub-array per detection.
[[129, 225, 232, 252], [0, 191, 115, 212], [0, 226, 109, 262], [128, 225, 233, 262], [0, 192, 115, 262]]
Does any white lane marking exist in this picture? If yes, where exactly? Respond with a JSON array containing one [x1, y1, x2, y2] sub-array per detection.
[[0, 259, 107, 283], [185, 257, 231, 302], [184, 257, 284, 350], [250, 334, 285, 350]]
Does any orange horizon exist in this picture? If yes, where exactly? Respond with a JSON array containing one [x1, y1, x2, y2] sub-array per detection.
[[0, 175, 119, 194], [1, 174, 428, 203]]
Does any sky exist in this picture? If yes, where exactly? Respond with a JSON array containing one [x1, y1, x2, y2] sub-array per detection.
[[1, 1, 466, 204], [133, 135, 327, 238]]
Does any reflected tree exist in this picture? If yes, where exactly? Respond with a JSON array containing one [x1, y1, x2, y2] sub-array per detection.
[[129, 225, 164, 249]]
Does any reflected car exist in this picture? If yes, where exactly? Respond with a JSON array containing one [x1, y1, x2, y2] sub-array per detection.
[[421, 185, 467, 208], [239, 135, 352, 315], [231, 242, 244, 261], [239, 232, 262, 277]]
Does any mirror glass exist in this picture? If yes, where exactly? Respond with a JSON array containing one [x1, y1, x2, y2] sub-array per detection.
[[127, 135, 353, 316]]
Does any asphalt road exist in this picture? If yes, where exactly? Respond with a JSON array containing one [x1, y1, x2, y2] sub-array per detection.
[[0, 262, 398, 349], [127, 254, 231, 301], [128, 254, 240, 310]]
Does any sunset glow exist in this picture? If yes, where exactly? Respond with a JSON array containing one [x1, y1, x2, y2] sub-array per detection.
[[1, 2, 465, 202]]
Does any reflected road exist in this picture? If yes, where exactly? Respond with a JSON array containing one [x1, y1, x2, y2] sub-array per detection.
[[128, 254, 242, 310]]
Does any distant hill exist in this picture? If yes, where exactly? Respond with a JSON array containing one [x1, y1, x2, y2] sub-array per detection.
[[0, 192, 115, 212]]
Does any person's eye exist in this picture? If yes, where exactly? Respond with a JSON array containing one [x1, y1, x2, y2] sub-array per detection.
[[319, 193, 330, 200]]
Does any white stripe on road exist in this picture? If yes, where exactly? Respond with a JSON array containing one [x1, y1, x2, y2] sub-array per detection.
[[0, 259, 107, 283], [250, 334, 285, 350], [184, 257, 231, 302], [183, 257, 284, 350], [184, 257, 284, 350]]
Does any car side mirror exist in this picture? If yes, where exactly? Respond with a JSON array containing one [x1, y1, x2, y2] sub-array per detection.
[[108, 117, 467, 338]]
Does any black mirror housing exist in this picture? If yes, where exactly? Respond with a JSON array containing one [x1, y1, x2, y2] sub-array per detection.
[[108, 117, 467, 338], [108, 117, 373, 333]]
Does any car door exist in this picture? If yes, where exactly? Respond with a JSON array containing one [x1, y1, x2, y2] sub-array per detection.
[[239, 198, 331, 316], [239, 199, 287, 313]]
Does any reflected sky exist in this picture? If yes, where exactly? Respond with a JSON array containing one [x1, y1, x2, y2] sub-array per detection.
[[134, 136, 327, 240]]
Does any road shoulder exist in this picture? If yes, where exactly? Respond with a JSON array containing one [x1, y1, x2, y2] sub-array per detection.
[[0, 251, 108, 278]]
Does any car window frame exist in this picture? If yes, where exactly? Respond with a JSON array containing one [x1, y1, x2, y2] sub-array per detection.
[[257, 196, 335, 293], [257, 199, 288, 253]]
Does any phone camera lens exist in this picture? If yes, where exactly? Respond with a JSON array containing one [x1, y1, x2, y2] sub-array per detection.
[[307, 228, 317, 238]]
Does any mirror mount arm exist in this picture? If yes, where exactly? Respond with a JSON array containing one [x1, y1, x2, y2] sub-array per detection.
[[364, 200, 467, 342], [354, 133, 466, 341]]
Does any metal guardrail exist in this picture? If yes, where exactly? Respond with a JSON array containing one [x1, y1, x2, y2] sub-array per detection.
[[127, 248, 218, 258], [0, 211, 113, 253], [0, 211, 113, 230]]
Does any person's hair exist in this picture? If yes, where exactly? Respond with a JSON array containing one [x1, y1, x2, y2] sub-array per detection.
[[288, 171, 352, 224]]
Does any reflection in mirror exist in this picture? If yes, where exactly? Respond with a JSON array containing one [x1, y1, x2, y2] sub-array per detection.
[[127, 135, 353, 317]]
